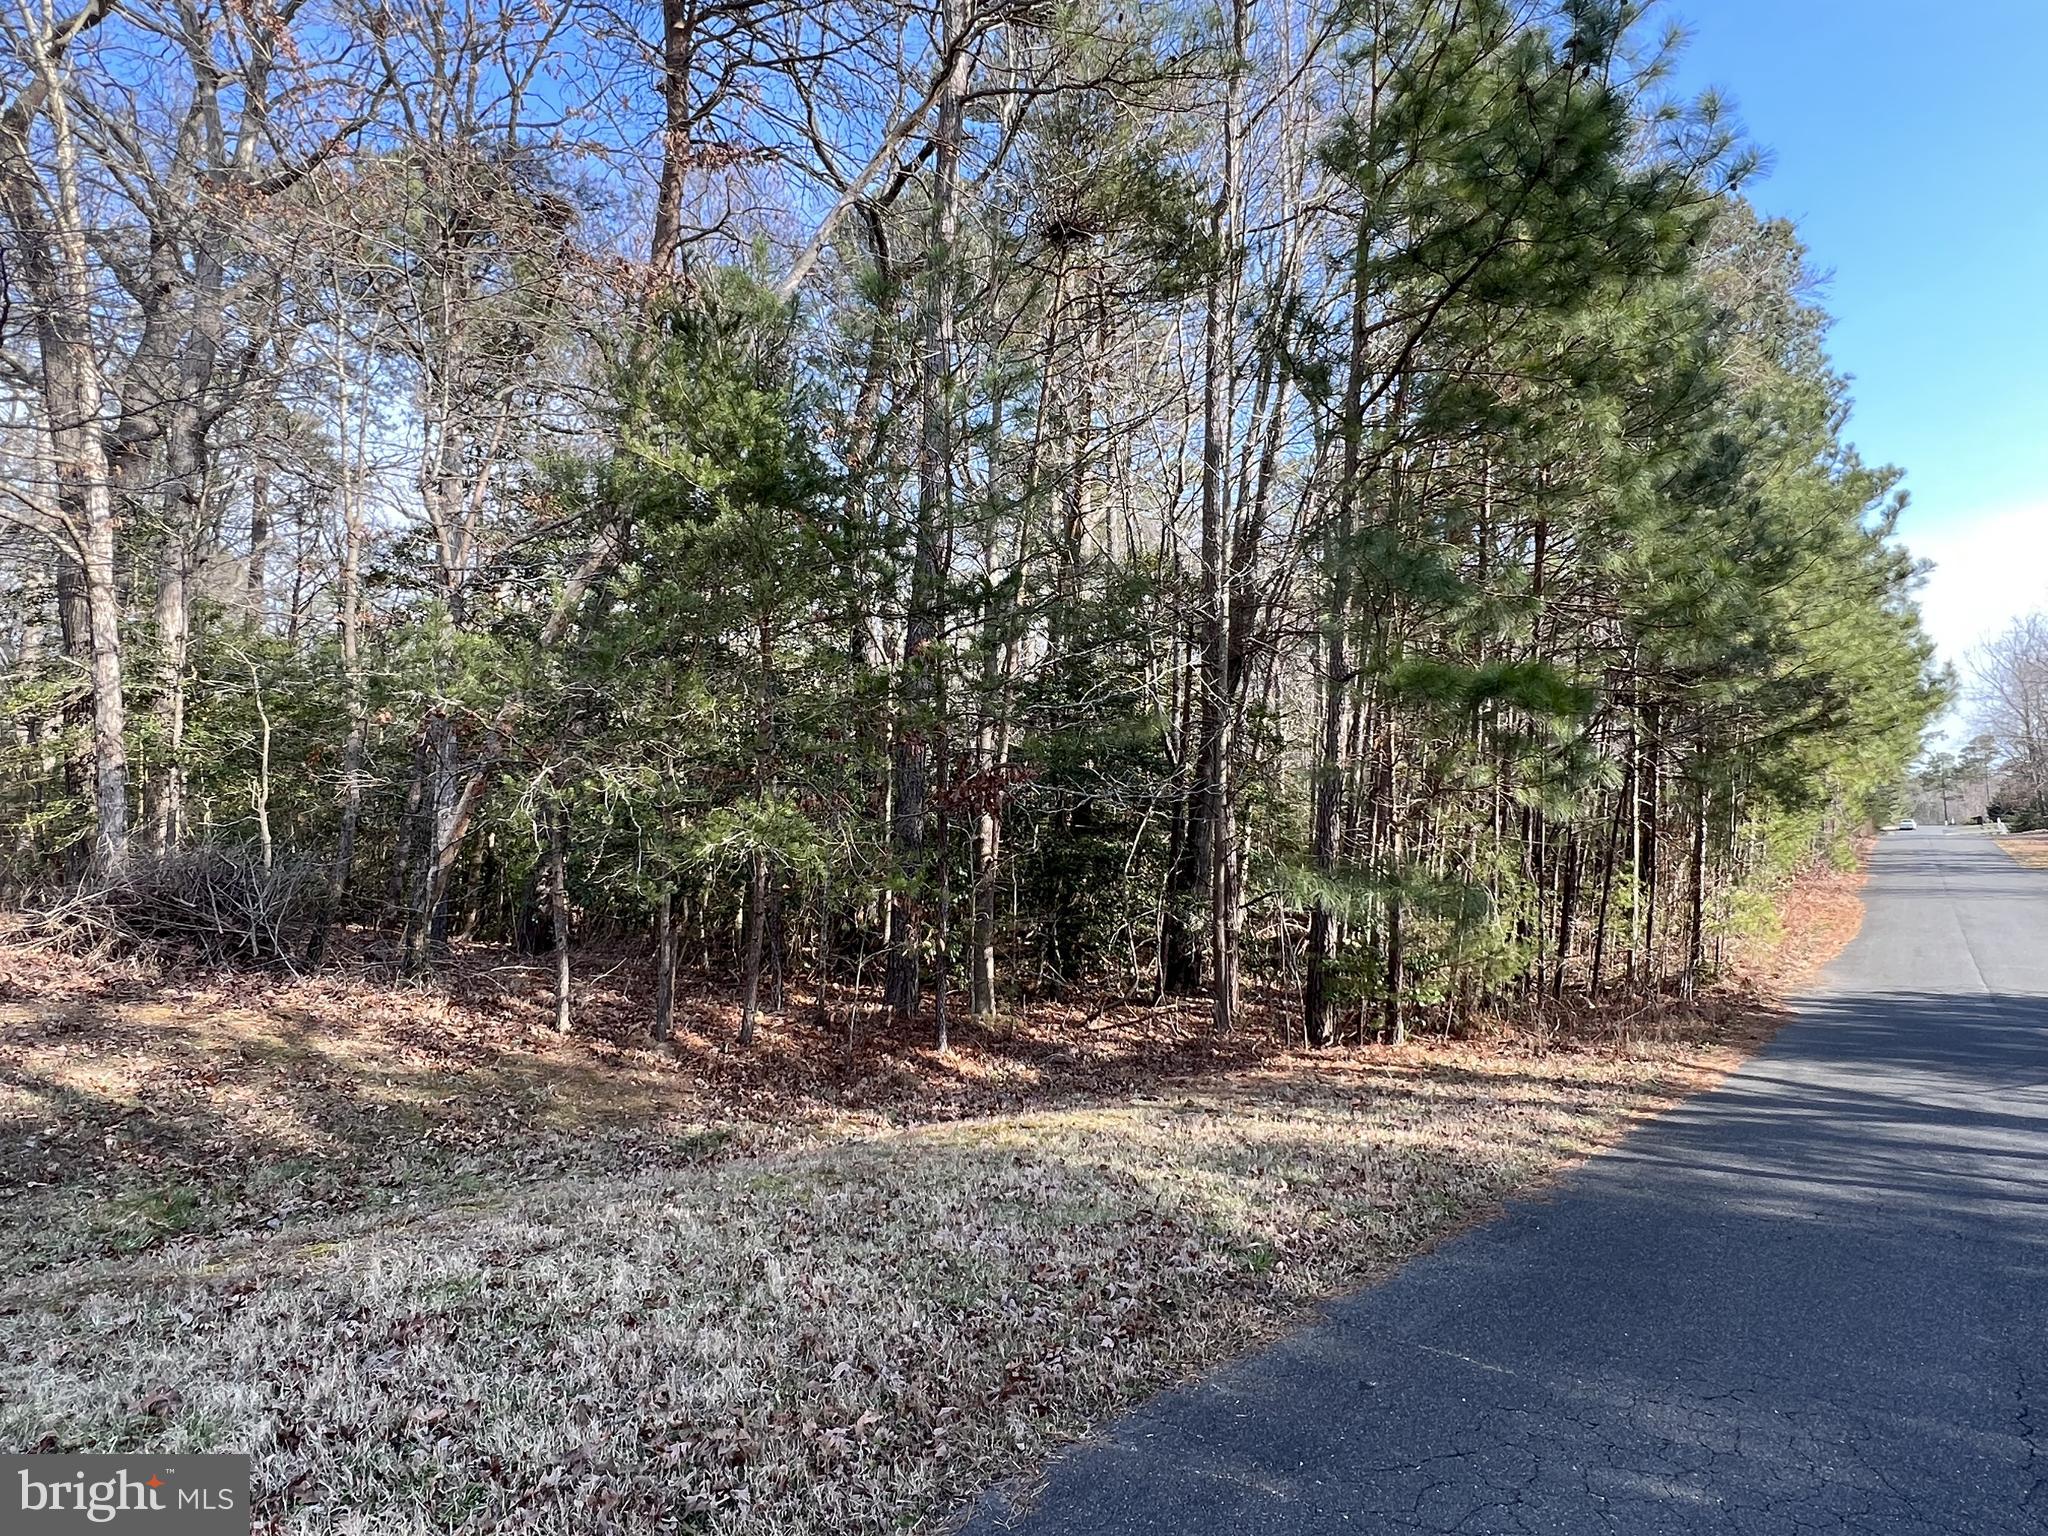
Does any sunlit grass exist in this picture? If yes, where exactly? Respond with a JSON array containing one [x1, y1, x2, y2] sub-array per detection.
[[4, 1032, 1755, 1535]]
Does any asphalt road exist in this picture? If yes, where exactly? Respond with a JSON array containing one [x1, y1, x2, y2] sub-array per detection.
[[963, 828, 2048, 1535]]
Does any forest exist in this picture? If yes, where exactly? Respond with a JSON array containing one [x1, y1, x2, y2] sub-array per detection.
[[0, 1, 1993, 1530], [1, 0, 1947, 1047]]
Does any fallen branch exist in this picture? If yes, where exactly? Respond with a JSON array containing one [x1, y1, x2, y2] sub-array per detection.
[[13, 846, 319, 967]]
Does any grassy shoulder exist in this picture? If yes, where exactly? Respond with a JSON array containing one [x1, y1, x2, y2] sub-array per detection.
[[1996, 830, 2048, 869], [0, 864, 1864, 1535]]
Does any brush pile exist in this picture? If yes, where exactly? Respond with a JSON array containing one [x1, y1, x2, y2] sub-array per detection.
[[14, 846, 318, 965]]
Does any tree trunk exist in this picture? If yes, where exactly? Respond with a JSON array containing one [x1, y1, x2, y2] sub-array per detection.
[[54, 556, 93, 876], [650, 0, 698, 276], [653, 885, 677, 1041], [147, 533, 191, 853], [309, 353, 367, 966], [1305, 204, 1373, 1048], [885, 4, 967, 1018], [82, 490, 130, 874], [1684, 782, 1709, 997], [389, 732, 429, 919], [1384, 731, 1406, 1046], [1640, 702, 1661, 989], [1552, 828, 1580, 999], [245, 464, 270, 632], [1198, 0, 1247, 1036], [1159, 630, 1205, 993], [403, 713, 459, 974], [2, 20, 131, 874], [248, 659, 272, 870], [969, 710, 1001, 1017], [549, 803, 572, 1033], [1589, 773, 1626, 995], [935, 796, 952, 1054], [739, 850, 768, 1047]]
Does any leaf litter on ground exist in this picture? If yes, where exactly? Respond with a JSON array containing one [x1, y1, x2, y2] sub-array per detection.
[[0, 858, 1866, 1534]]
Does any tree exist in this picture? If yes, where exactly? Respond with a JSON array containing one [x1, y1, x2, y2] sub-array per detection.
[[1973, 614, 2048, 819], [0, 0, 1945, 1062]]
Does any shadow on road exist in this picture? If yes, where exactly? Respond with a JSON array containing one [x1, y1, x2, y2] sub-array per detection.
[[964, 980, 2048, 1535]]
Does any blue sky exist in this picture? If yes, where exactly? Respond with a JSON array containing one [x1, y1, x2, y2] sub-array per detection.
[[1668, 0, 2048, 704]]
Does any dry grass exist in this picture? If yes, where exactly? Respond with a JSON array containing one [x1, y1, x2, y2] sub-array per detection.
[[5, 1043, 1749, 1535], [1734, 846, 1871, 990], [0, 868, 1864, 1535], [1996, 831, 2048, 870], [0, 937, 1281, 1286]]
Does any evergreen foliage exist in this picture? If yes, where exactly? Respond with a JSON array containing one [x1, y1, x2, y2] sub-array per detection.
[[0, 0, 1945, 1048]]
